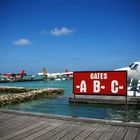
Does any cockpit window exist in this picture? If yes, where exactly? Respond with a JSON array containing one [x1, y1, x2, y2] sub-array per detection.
[[131, 64, 139, 70], [129, 63, 135, 68]]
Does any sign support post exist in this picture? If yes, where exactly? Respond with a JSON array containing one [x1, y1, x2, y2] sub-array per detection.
[[72, 94, 77, 118], [74, 94, 76, 107], [125, 93, 128, 122]]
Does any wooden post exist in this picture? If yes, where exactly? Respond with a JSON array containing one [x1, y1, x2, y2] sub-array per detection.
[[74, 94, 76, 107], [72, 94, 77, 118], [125, 92, 128, 122]]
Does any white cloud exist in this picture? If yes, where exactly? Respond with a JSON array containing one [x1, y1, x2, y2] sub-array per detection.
[[41, 27, 75, 36], [13, 38, 31, 46], [50, 27, 74, 36]]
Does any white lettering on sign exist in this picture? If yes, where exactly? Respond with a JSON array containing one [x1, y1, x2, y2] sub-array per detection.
[[76, 80, 124, 94], [93, 80, 100, 93], [80, 80, 87, 93], [111, 80, 124, 93], [111, 80, 119, 93], [90, 73, 107, 80]]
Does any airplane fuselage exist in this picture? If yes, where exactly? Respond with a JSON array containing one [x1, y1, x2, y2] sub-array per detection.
[[115, 61, 140, 81]]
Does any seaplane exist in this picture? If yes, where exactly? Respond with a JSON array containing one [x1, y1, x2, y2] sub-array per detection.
[[38, 68, 73, 81], [1, 70, 26, 82], [115, 60, 140, 96]]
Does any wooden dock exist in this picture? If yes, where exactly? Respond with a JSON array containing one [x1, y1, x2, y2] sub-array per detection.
[[0, 109, 140, 140], [69, 95, 140, 105]]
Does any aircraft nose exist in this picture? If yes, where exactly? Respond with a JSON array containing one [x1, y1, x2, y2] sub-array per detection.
[[115, 67, 129, 71]]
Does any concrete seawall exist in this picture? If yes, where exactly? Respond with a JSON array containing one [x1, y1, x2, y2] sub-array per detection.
[[0, 86, 37, 93], [0, 86, 64, 106]]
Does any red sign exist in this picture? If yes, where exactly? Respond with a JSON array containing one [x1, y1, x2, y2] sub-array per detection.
[[73, 71, 127, 96]]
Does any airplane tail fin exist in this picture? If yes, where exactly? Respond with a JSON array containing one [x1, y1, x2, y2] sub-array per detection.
[[65, 68, 69, 77], [43, 67, 47, 80], [43, 67, 47, 76], [21, 70, 25, 77]]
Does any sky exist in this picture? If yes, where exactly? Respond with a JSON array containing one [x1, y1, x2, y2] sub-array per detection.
[[0, 0, 140, 74]]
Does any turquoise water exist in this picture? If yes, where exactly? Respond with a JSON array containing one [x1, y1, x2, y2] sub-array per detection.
[[0, 80, 140, 122]]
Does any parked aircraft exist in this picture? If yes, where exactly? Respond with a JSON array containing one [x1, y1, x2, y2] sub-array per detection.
[[38, 68, 73, 80], [115, 60, 140, 81], [115, 60, 140, 94], [3, 70, 26, 79]]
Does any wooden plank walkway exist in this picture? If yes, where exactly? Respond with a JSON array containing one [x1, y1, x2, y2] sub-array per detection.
[[0, 110, 140, 140]]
